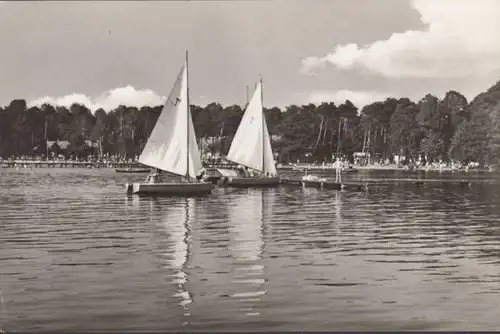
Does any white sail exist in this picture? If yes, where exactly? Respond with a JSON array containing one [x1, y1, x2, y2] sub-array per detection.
[[226, 82, 277, 176], [139, 58, 203, 179], [262, 115, 277, 176]]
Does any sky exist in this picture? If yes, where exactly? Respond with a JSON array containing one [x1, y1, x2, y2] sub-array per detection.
[[1, 0, 500, 111]]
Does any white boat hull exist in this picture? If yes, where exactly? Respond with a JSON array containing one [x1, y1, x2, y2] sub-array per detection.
[[125, 182, 213, 196], [225, 177, 280, 188]]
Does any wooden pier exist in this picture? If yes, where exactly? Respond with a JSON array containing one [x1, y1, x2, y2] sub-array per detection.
[[277, 177, 492, 191], [279, 177, 367, 191], [0, 160, 144, 169], [352, 178, 484, 188]]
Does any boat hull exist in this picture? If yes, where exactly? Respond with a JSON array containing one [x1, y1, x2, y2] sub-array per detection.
[[343, 168, 359, 174], [126, 182, 213, 196], [224, 177, 280, 188], [203, 167, 240, 184]]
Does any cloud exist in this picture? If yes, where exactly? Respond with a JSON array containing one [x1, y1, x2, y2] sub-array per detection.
[[308, 90, 391, 109], [300, 57, 326, 75], [301, 0, 500, 78], [28, 86, 166, 111]]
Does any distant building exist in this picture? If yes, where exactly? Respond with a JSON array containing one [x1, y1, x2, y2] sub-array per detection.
[[47, 140, 70, 150], [84, 140, 99, 149], [271, 134, 282, 141]]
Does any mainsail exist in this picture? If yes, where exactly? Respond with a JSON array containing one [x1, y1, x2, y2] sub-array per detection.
[[139, 55, 203, 179], [226, 81, 277, 176]]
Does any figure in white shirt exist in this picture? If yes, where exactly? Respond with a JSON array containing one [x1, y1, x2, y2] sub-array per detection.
[[146, 168, 159, 184], [334, 158, 342, 183]]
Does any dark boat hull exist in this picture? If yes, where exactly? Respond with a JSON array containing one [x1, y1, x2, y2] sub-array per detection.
[[125, 182, 213, 196]]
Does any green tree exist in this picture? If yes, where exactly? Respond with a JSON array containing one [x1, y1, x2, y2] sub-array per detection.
[[448, 108, 492, 165], [389, 98, 421, 163]]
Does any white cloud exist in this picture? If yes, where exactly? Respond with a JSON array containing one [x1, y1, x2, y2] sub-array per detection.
[[300, 56, 326, 75], [301, 0, 500, 78], [28, 86, 166, 111], [308, 90, 391, 109]]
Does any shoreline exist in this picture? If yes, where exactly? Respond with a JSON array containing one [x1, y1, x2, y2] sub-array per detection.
[[353, 165, 494, 172], [0, 160, 143, 169], [1, 160, 494, 173], [285, 163, 494, 173]]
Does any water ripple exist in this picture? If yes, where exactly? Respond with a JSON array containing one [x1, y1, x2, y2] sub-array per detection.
[[1, 168, 500, 331]]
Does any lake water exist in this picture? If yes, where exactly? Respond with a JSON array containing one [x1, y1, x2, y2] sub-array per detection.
[[1, 168, 500, 331]]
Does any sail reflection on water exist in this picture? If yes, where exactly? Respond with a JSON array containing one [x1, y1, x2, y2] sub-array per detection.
[[335, 191, 341, 238], [156, 198, 195, 321], [227, 189, 274, 316], [332, 191, 342, 255]]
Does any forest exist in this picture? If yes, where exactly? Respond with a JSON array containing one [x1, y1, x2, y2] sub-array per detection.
[[1, 79, 500, 166]]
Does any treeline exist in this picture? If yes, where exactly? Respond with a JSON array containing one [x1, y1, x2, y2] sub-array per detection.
[[1, 79, 500, 165]]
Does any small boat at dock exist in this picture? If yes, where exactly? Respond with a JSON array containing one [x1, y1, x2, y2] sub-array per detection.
[[203, 167, 239, 184], [115, 167, 150, 173], [293, 163, 359, 173]]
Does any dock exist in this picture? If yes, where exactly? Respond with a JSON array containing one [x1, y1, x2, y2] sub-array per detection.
[[0, 160, 145, 169], [279, 178, 366, 191], [351, 178, 488, 187], [277, 177, 493, 191]]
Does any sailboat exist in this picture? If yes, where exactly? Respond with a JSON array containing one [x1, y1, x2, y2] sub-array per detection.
[[223, 78, 280, 187], [125, 51, 213, 196]]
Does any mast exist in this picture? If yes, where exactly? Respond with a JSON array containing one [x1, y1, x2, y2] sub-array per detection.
[[246, 85, 249, 107], [44, 117, 48, 159], [186, 50, 190, 181], [260, 76, 265, 174], [337, 116, 342, 157]]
